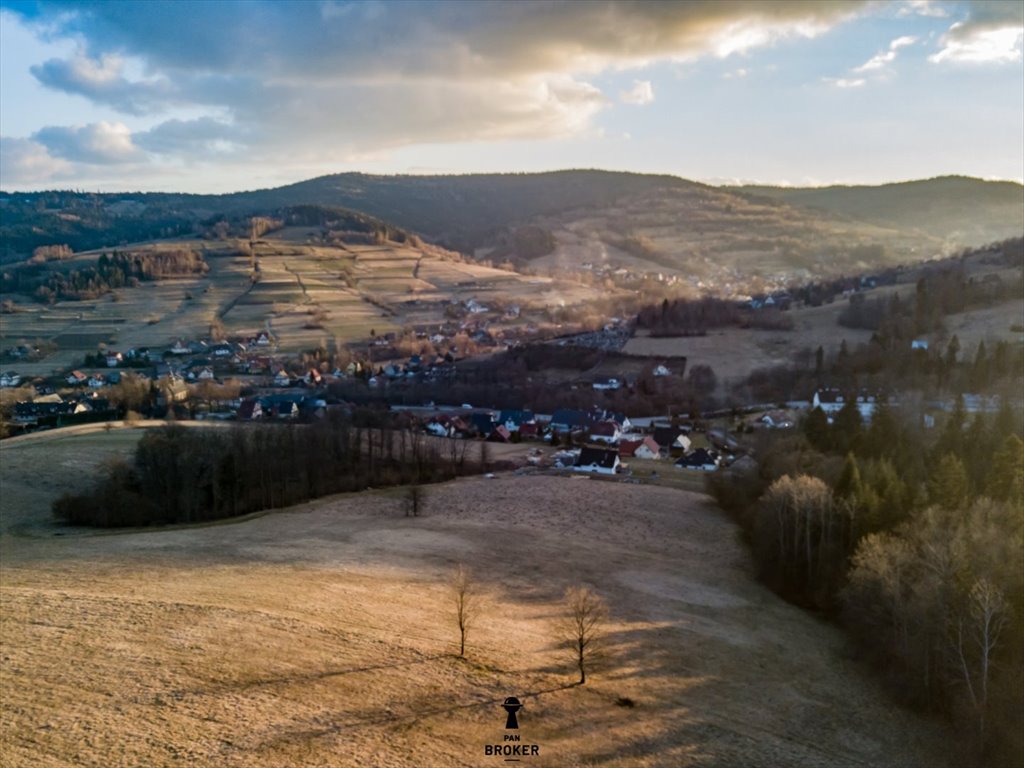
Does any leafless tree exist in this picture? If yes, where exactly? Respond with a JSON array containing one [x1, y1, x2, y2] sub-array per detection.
[[950, 578, 1010, 745], [406, 485, 423, 517], [558, 585, 608, 684], [450, 563, 478, 658]]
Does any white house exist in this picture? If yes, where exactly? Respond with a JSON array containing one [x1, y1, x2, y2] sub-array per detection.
[[573, 447, 621, 475], [0, 371, 22, 388]]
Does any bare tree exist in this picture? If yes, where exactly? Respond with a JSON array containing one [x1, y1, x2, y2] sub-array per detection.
[[406, 485, 424, 517], [558, 585, 608, 684], [950, 578, 1010, 745], [450, 563, 478, 658]]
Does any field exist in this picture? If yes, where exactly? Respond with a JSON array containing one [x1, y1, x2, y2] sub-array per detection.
[[0, 231, 613, 375], [622, 284, 1024, 390], [0, 431, 945, 767]]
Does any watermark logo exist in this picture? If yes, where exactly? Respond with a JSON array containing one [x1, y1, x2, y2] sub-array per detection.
[[502, 696, 523, 729], [484, 695, 541, 761]]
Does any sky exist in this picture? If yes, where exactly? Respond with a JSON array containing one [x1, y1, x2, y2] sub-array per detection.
[[0, 0, 1022, 193]]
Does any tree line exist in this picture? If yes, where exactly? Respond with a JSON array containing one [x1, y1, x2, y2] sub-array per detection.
[[2, 249, 208, 302], [710, 401, 1023, 765], [54, 413, 477, 527], [636, 296, 793, 336]]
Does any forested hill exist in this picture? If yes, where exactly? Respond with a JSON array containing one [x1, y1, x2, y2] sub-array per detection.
[[733, 176, 1024, 245], [2, 171, 1021, 264]]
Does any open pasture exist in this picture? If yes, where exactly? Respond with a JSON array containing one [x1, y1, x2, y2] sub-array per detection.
[[0, 427, 944, 767]]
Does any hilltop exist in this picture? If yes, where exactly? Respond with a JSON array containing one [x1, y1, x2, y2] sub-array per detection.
[[734, 176, 1024, 245], [3, 172, 1021, 284]]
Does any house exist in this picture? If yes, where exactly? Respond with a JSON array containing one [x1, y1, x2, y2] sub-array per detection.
[[619, 436, 661, 460], [66, 370, 88, 386], [273, 369, 292, 387], [105, 351, 123, 367], [592, 378, 621, 391], [486, 425, 512, 443], [549, 409, 590, 435], [707, 429, 741, 454], [811, 388, 846, 416], [588, 421, 621, 445], [0, 371, 21, 388], [760, 410, 795, 429], [911, 339, 929, 351], [653, 365, 671, 377], [573, 447, 621, 475], [169, 339, 190, 355], [195, 367, 215, 381], [237, 399, 263, 420], [467, 412, 497, 437], [254, 332, 272, 346], [425, 420, 450, 438], [160, 376, 190, 404], [518, 423, 539, 440], [304, 369, 323, 386], [272, 401, 298, 419], [652, 427, 691, 454], [87, 373, 107, 388], [499, 410, 535, 432], [676, 448, 720, 472]]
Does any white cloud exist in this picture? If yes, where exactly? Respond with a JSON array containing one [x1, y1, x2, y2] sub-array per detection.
[[824, 77, 866, 88], [32, 121, 143, 164], [853, 35, 917, 72], [0, 137, 70, 184], [930, 25, 1023, 64], [930, 1, 1024, 64], [722, 68, 750, 79], [619, 80, 654, 105], [898, 1, 948, 18]]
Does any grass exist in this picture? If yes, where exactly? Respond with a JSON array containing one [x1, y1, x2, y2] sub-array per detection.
[[0, 460, 946, 768]]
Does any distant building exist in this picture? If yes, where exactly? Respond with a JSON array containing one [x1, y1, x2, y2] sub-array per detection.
[[573, 447, 621, 475]]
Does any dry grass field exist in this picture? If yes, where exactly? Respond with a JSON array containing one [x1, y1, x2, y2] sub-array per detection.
[[0, 432, 946, 767]]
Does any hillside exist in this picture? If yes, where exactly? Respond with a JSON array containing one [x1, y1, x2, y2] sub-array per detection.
[[734, 176, 1024, 246], [2, 172, 1021, 284], [0, 435, 945, 767]]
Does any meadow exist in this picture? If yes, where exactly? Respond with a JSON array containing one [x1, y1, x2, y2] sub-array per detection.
[[0, 431, 945, 767]]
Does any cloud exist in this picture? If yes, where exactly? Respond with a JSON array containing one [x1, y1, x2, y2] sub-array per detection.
[[619, 80, 654, 105], [824, 77, 866, 88], [897, 1, 948, 18], [31, 53, 172, 115], [0, 137, 69, 185], [135, 117, 242, 155], [3, 1, 871, 184], [32, 121, 143, 164], [722, 68, 750, 79], [853, 34, 917, 72], [930, 1, 1024, 64]]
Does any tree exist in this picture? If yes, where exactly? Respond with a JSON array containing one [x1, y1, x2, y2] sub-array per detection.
[[406, 484, 424, 517], [951, 578, 1010, 747], [986, 435, 1024, 502], [450, 563, 478, 658], [558, 585, 608, 684], [928, 454, 968, 510]]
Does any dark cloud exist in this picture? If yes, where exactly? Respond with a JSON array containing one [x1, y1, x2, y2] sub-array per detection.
[[30, 54, 172, 115], [6, 1, 870, 176], [134, 117, 243, 155]]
